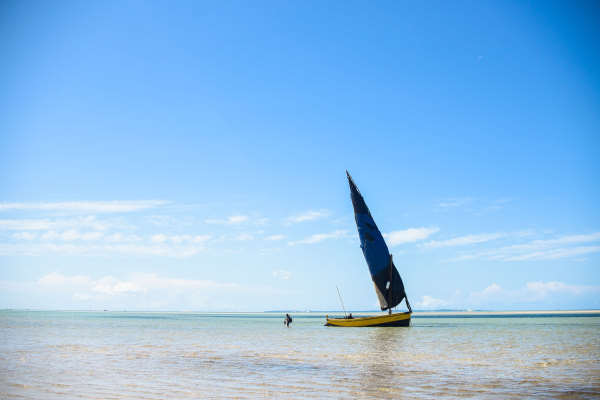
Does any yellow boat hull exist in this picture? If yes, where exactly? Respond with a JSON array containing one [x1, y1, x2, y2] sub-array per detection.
[[325, 312, 411, 327]]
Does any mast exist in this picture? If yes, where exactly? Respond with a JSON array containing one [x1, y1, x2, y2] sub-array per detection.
[[336, 286, 347, 318], [388, 254, 393, 315]]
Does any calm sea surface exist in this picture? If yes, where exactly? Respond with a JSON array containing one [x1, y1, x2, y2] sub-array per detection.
[[1, 311, 599, 399]]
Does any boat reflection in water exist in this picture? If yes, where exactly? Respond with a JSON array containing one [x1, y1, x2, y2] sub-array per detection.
[[360, 327, 410, 396]]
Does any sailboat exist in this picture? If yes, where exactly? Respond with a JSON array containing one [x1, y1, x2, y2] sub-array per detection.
[[325, 171, 412, 327]]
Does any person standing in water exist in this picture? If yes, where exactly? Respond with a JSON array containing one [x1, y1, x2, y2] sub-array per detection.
[[284, 313, 292, 327]]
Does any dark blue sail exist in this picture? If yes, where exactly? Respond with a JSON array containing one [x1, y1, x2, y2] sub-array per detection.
[[347, 171, 407, 311]]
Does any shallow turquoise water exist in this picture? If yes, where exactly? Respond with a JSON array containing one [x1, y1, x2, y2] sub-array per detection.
[[1, 311, 599, 399]]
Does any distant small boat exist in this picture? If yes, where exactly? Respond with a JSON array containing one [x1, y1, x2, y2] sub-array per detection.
[[326, 172, 412, 327]]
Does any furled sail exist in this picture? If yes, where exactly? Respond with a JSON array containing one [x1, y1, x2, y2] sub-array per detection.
[[347, 171, 407, 311]]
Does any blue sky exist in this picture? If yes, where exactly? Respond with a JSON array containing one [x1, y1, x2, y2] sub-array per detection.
[[1, 0, 599, 311]]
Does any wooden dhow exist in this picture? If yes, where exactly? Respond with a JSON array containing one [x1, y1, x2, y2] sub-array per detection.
[[326, 172, 412, 327]]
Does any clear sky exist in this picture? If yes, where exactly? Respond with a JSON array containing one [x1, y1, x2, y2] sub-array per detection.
[[1, 0, 599, 311]]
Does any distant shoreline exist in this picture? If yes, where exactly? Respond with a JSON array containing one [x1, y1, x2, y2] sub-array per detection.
[[411, 310, 600, 317], [302, 310, 600, 317], [2, 309, 600, 316]]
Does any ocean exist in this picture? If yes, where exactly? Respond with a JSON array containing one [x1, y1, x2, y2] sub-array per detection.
[[1, 310, 599, 399]]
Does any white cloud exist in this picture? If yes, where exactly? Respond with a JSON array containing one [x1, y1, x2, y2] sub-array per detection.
[[12, 232, 37, 240], [255, 217, 269, 226], [150, 234, 211, 244], [228, 215, 248, 224], [481, 198, 513, 213], [58, 230, 78, 241], [437, 198, 473, 209], [151, 234, 168, 243], [34, 272, 279, 298], [0, 242, 206, 258], [192, 235, 211, 243], [447, 252, 485, 262], [449, 232, 600, 262], [265, 234, 285, 241], [286, 210, 330, 224], [169, 235, 192, 244], [384, 227, 439, 246], [436, 197, 512, 215], [134, 273, 240, 291], [0, 219, 55, 231], [81, 231, 104, 241], [104, 244, 203, 258], [468, 281, 600, 306], [36, 272, 240, 298], [0, 200, 168, 213], [235, 233, 254, 241], [38, 230, 104, 241], [481, 283, 502, 295], [3, 271, 289, 310], [288, 230, 347, 246], [38, 272, 92, 286], [524, 281, 591, 297], [92, 276, 144, 295], [0, 216, 112, 231], [272, 269, 292, 280], [73, 293, 92, 301], [415, 295, 448, 309], [145, 215, 177, 227], [424, 233, 505, 248], [205, 215, 249, 225], [104, 233, 142, 243], [515, 232, 600, 249], [503, 246, 600, 261], [468, 283, 505, 304]]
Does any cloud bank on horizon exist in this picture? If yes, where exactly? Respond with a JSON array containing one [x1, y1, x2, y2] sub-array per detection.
[[1, 200, 598, 311]]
